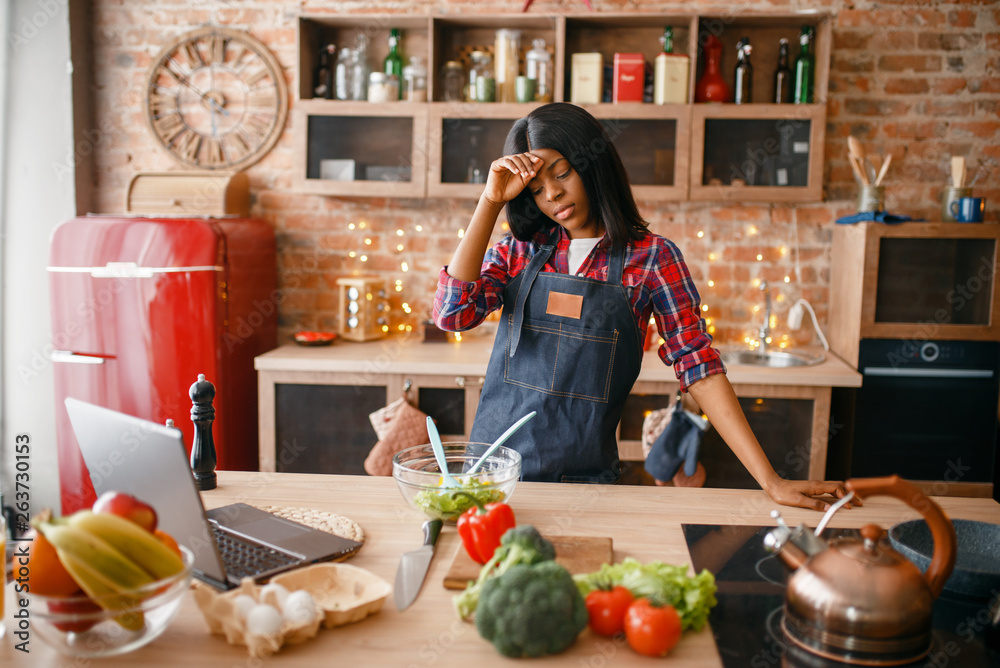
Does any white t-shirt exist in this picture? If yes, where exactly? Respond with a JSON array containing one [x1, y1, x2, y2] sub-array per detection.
[[567, 236, 602, 275]]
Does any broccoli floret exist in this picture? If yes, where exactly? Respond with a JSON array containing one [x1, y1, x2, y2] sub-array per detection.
[[453, 525, 555, 621], [475, 561, 588, 658]]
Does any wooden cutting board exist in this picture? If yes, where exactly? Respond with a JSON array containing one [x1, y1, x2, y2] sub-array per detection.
[[443, 535, 613, 590]]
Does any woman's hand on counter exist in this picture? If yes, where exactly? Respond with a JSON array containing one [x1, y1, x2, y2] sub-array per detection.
[[762, 477, 862, 512]]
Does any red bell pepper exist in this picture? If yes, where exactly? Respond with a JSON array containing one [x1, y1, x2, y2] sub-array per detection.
[[453, 491, 516, 564]]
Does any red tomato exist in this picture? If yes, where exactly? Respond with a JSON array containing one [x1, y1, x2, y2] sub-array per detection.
[[584, 585, 634, 637], [624, 598, 682, 657]]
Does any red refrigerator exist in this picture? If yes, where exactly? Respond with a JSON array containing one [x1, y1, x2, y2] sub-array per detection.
[[48, 215, 277, 514]]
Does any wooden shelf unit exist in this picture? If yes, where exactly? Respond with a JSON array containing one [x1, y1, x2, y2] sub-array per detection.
[[295, 12, 831, 201]]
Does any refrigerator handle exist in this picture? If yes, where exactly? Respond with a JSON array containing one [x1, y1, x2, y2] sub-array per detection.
[[51, 351, 107, 365]]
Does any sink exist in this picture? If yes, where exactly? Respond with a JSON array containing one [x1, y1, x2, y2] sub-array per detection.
[[720, 349, 825, 368]]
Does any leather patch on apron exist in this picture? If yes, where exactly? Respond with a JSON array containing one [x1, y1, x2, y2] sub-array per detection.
[[545, 291, 583, 319]]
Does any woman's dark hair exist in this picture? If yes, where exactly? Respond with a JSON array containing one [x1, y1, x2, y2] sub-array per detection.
[[502, 102, 648, 248]]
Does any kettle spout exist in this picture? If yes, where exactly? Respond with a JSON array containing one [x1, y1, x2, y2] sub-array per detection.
[[764, 510, 827, 570]]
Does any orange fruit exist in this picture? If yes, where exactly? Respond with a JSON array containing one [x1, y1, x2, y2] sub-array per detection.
[[154, 529, 182, 559], [26, 530, 82, 597]]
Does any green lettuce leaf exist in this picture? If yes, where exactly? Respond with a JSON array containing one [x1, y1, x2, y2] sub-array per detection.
[[573, 557, 717, 632]]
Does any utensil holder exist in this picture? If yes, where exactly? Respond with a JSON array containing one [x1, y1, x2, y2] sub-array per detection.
[[941, 186, 972, 222], [856, 184, 884, 213]]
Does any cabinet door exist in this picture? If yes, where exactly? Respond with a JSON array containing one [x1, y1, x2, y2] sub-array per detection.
[[689, 104, 825, 201], [273, 381, 389, 475], [405, 373, 483, 441], [427, 103, 690, 201], [293, 100, 428, 197], [426, 103, 541, 199]]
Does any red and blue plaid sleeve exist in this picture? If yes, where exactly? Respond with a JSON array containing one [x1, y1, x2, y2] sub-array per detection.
[[648, 238, 725, 390], [432, 236, 514, 332]]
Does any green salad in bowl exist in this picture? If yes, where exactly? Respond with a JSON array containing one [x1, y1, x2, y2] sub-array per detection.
[[392, 443, 521, 522]]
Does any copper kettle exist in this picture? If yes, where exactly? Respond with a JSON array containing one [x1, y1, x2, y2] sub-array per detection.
[[764, 475, 957, 666]]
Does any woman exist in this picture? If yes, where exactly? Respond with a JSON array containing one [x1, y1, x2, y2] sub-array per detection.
[[433, 103, 851, 511]]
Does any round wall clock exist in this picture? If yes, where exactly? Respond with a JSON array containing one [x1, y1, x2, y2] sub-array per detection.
[[144, 26, 288, 171]]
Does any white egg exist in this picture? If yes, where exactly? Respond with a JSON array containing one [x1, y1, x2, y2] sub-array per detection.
[[259, 583, 290, 609], [282, 590, 318, 625], [233, 594, 257, 621], [245, 604, 283, 636]]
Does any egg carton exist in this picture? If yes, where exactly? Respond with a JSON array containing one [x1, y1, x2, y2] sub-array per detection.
[[193, 563, 391, 657]]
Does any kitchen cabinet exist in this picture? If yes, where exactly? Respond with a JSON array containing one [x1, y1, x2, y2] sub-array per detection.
[[255, 336, 861, 484], [294, 12, 830, 201], [829, 222, 1000, 367]]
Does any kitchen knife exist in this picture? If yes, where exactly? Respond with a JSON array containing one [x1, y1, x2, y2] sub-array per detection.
[[394, 518, 443, 611]]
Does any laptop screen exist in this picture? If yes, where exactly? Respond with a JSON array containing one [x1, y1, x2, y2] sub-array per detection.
[[64, 398, 228, 583]]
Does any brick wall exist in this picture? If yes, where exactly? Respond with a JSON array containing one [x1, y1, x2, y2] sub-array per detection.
[[87, 1, 999, 348]]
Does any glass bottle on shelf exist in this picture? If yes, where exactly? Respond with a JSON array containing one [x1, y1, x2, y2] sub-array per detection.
[[772, 38, 792, 104], [466, 125, 486, 184], [313, 43, 336, 99], [733, 37, 753, 104], [442, 61, 465, 102], [383, 28, 404, 100], [468, 51, 495, 102], [525, 38, 552, 102], [402, 55, 427, 102], [335, 46, 355, 101], [793, 25, 815, 104], [694, 34, 730, 103], [494, 29, 521, 103], [350, 33, 370, 101]]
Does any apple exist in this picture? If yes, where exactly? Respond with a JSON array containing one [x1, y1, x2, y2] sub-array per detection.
[[49, 594, 102, 633], [92, 491, 158, 533]]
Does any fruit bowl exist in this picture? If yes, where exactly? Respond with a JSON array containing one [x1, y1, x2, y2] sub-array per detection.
[[392, 442, 521, 522], [28, 546, 193, 658]]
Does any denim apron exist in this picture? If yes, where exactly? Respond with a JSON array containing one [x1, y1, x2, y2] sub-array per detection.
[[469, 233, 642, 483]]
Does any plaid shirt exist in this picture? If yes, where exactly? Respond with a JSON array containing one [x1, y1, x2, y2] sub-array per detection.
[[433, 225, 725, 391]]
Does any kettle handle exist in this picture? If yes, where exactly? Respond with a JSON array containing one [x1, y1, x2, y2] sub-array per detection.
[[846, 475, 957, 599]]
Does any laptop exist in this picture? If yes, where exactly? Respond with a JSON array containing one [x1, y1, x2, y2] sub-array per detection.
[[65, 398, 362, 589]]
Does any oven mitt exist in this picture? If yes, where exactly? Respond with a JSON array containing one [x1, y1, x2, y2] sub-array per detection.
[[364, 399, 430, 476], [644, 407, 709, 482]]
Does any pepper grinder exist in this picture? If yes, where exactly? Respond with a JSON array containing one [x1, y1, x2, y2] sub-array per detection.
[[190, 373, 217, 491]]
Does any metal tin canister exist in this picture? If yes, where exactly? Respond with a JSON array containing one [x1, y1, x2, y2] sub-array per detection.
[[941, 186, 972, 222]]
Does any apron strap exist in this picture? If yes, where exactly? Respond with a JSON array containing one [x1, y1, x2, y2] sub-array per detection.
[[607, 241, 626, 285], [509, 232, 557, 357]]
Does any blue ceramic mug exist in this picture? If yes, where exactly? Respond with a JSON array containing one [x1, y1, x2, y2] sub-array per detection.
[[950, 196, 985, 223]]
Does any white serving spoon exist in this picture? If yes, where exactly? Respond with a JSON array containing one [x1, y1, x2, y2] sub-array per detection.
[[466, 411, 537, 475], [426, 416, 460, 488]]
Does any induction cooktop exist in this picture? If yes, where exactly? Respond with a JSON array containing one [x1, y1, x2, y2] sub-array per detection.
[[681, 524, 1000, 668]]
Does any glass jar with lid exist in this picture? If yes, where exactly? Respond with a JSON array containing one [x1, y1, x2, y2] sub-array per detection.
[[368, 71, 398, 103], [494, 29, 521, 103], [468, 51, 495, 102], [441, 60, 465, 102], [525, 38, 552, 102], [402, 56, 428, 102]]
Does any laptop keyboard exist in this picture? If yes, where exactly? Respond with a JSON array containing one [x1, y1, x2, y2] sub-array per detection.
[[209, 522, 301, 580]]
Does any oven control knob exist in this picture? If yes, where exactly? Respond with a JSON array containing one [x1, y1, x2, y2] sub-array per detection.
[[920, 342, 940, 362]]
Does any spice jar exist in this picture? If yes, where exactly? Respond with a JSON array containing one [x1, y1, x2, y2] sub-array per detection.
[[402, 56, 428, 102], [442, 61, 465, 102], [468, 51, 495, 102], [525, 38, 552, 102], [368, 72, 398, 103]]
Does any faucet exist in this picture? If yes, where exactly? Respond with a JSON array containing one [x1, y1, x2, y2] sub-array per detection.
[[758, 281, 771, 355]]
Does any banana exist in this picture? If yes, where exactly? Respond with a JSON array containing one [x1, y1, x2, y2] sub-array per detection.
[[67, 511, 184, 580], [56, 550, 146, 632], [39, 523, 155, 591], [38, 523, 153, 632]]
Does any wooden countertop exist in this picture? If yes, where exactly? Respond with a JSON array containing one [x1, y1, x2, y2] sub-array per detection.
[[256, 332, 862, 388], [7, 472, 996, 666]]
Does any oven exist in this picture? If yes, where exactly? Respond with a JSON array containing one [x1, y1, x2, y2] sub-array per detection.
[[830, 339, 1000, 494]]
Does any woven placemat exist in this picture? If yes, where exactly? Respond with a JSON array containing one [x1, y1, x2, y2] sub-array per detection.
[[253, 505, 366, 546]]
